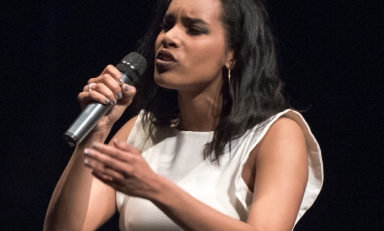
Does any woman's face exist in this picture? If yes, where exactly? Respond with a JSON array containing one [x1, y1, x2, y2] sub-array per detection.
[[154, 0, 233, 94]]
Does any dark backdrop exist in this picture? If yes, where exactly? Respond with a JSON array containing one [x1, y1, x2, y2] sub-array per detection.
[[1, 0, 383, 230]]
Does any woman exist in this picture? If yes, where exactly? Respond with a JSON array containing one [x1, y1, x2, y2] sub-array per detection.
[[44, 0, 323, 230]]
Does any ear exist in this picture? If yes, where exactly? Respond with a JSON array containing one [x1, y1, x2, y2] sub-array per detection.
[[224, 50, 235, 70]]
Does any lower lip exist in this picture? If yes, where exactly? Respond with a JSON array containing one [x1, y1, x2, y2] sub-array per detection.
[[155, 59, 177, 73]]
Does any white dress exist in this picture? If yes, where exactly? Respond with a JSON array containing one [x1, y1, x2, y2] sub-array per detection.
[[116, 109, 323, 230]]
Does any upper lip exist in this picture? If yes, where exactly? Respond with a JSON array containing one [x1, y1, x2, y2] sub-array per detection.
[[156, 49, 176, 62]]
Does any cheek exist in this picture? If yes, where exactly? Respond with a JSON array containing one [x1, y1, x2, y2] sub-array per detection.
[[154, 35, 161, 51], [192, 40, 226, 68]]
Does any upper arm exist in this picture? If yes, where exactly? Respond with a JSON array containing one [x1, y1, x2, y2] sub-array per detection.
[[83, 116, 138, 230], [247, 117, 308, 231]]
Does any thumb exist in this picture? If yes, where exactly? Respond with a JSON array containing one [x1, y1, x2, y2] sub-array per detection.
[[119, 84, 136, 105]]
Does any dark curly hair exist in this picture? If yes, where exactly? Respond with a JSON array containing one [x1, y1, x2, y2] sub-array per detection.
[[133, 0, 289, 163]]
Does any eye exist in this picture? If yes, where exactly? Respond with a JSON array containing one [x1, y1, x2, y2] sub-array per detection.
[[160, 22, 172, 32], [187, 26, 207, 35]]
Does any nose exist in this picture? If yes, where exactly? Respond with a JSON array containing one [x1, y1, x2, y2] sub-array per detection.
[[161, 26, 181, 48]]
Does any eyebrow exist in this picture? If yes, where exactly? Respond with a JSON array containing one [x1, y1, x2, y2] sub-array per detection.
[[182, 17, 208, 26], [163, 14, 176, 22], [163, 13, 209, 26]]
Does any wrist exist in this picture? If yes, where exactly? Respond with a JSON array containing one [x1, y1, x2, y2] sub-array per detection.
[[148, 174, 177, 206], [76, 126, 112, 149]]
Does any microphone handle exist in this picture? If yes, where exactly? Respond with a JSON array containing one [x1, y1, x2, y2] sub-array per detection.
[[63, 73, 132, 147]]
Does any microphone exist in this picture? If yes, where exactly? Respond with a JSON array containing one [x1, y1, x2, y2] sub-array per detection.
[[63, 52, 147, 147]]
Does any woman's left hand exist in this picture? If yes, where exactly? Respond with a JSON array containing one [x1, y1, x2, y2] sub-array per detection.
[[83, 139, 160, 199]]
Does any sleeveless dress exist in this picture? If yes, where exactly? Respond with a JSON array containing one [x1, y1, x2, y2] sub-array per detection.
[[116, 109, 323, 230]]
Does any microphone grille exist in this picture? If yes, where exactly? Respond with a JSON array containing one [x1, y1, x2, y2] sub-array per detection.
[[120, 52, 147, 76]]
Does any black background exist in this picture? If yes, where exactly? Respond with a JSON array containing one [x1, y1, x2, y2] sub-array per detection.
[[1, 0, 383, 230]]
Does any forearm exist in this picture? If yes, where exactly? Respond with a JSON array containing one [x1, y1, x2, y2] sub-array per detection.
[[44, 129, 110, 231], [150, 176, 258, 231]]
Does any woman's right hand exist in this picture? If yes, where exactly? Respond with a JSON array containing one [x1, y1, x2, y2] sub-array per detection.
[[78, 65, 137, 133]]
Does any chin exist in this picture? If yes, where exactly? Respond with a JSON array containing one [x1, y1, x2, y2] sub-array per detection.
[[154, 70, 179, 88], [154, 74, 176, 90]]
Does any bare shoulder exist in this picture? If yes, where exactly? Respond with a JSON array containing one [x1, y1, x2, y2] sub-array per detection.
[[110, 115, 139, 143], [248, 116, 308, 183], [266, 116, 304, 140], [255, 116, 306, 160], [246, 117, 308, 229]]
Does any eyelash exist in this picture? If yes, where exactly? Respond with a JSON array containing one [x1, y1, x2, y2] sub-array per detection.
[[160, 22, 207, 36], [188, 27, 207, 35], [160, 22, 171, 31]]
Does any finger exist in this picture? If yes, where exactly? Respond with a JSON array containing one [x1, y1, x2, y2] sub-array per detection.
[[92, 171, 130, 189], [89, 73, 123, 101], [92, 170, 113, 182], [91, 170, 127, 187], [100, 65, 124, 85], [88, 65, 137, 106], [121, 84, 135, 97], [84, 82, 121, 105], [84, 155, 126, 181], [94, 174, 125, 190], [89, 142, 135, 163], [89, 65, 123, 86], [113, 139, 141, 155], [99, 65, 137, 105], [84, 148, 133, 176], [109, 183, 127, 193], [77, 91, 110, 110]]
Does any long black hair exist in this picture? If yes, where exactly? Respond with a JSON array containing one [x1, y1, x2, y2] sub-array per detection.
[[133, 0, 289, 163]]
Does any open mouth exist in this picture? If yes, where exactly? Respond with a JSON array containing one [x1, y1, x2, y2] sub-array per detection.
[[155, 49, 177, 73], [156, 49, 176, 62]]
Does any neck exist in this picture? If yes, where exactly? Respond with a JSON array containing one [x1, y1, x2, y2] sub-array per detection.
[[177, 88, 222, 132]]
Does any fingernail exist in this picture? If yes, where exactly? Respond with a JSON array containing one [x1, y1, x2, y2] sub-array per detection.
[[124, 84, 129, 92], [119, 78, 124, 85], [84, 149, 91, 156], [92, 142, 98, 149], [104, 98, 110, 104], [84, 159, 91, 166], [112, 99, 117, 105], [117, 92, 122, 99]]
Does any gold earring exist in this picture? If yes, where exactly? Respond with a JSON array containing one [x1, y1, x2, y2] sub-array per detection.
[[228, 68, 231, 82]]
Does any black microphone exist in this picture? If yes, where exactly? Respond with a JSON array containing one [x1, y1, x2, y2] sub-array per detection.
[[63, 52, 147, 147]]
